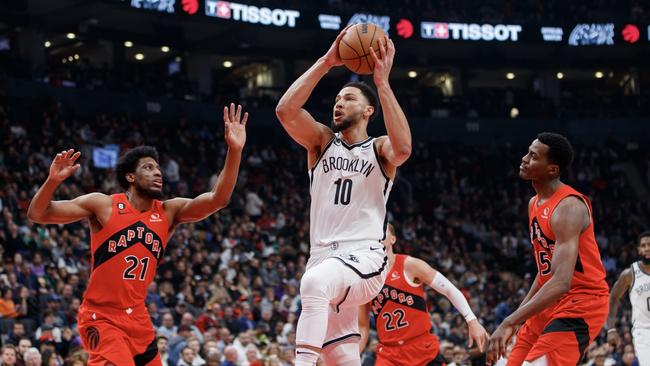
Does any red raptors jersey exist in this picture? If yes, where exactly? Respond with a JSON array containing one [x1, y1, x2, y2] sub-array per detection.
[[528, 184, 608, 296], [84, 194, 169, 308], [371, 255, 432, 344]]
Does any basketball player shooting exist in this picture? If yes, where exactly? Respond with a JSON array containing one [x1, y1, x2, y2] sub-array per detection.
[[486, 133, 609, 366], [27, 104, 248, 366], [606, 230, 650, 365], [275, 28, 412, 366], [359, 224, 489, 366]]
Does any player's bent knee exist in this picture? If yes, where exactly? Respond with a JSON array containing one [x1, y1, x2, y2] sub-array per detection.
[[301, 262, 342, 300], [523, 355, 548, 366], [300, 269, 329, 298]]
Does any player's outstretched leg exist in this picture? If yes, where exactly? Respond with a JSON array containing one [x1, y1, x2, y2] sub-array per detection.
[[295, 265, 336, 366]]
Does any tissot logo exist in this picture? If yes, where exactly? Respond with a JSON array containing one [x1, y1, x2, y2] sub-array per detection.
[[205, 0, 300, 28], [421, 22, 522, 42]]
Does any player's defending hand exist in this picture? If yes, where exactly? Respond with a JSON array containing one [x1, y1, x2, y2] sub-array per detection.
[[467, 319, 489, 353], [369, 36, 395, 88], [322, 25, 351, 68], [49, 149, 81, 183], [486, 321, 517, 364], [223, 103, 248, 151]]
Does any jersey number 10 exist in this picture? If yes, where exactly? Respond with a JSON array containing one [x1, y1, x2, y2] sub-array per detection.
[[333, 178, 352, 205]]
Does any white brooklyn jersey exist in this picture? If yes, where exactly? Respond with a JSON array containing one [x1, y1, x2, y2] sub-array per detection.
[[630, 261, 650, 331], [309, 134, 392, 249]]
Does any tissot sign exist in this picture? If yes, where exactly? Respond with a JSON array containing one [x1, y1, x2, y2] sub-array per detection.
[[421, 22, 523, 42], [123, 2, 649, 46], [204, 0, 300, 28]]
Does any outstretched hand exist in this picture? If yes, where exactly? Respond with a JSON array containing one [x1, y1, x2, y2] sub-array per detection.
[[369, 36, 395, 88], [223, 103, 248, 151], [467, 319, 490, 353], [49, 149, 81, 183], [486, 321, 517, 364]]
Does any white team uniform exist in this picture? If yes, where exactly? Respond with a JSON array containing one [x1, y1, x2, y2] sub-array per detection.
[[301, 133, 392, 352], [630, 261, 650, 365]]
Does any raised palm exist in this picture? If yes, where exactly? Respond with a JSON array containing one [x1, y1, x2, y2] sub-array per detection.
[[223, 103, 248, 150], [49, 149, 81, 182]]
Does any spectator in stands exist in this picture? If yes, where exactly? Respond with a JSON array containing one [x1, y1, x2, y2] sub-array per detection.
[[34, 311, 61, 343], [5, 323, 28, 347], [169, 325, 194, 366], [157, 336, 170, 366], [222, 346, 238, 366], [15, 338, 31, 366], [187, 337, 206, 366], [205, 351, 221, 366], [0, 345, 17, 366], [181, 312, 205, 344], [159, 312, 178, 340], [21, 348, 40, 366], [177, 346, 199, 366], [245, 189, 264, 220], [0, 288, 21, 319]]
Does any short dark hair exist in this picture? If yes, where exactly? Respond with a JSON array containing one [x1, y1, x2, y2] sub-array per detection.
[[639, 231, 650, 244], [116, 146, 159, 190], [156, 335, 168, 342], [536, 132, 574, 174], [343, 81, 380, 121]]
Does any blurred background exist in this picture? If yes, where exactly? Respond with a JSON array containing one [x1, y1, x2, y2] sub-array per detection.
[[0, 1, 649, 365]]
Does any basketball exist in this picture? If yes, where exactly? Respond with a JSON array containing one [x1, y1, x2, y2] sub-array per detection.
[[338, 23, 388, 75]]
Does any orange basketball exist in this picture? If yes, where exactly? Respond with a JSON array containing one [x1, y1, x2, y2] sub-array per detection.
[[338, 23, 387, 75]]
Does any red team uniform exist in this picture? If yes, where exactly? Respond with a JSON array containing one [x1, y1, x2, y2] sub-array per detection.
[[508, 184, 609, 365], [77, 193, 169, 366], [370, 255, 446, 366]]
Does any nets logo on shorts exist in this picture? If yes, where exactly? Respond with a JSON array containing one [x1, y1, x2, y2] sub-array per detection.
[[344, 254, 360, 263], [86, 326, 100, 350]]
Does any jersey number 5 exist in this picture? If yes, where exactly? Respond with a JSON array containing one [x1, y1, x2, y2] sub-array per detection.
[[333, 178, 352, 205], [123, 255, 150, 281], [538, 251, 551, 275], [382, 309, 409, 331]]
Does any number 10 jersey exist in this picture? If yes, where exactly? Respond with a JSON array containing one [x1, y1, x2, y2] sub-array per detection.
[[309, 134, 392, 250]]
